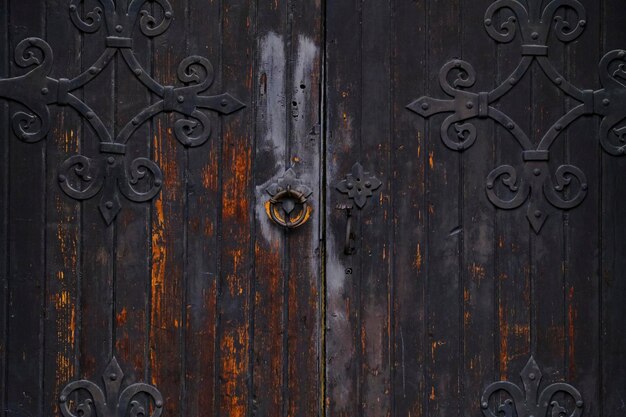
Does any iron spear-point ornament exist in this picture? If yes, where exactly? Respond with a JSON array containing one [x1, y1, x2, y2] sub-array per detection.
[[481, 356, 583, 417], [59, 357, 164, 417]]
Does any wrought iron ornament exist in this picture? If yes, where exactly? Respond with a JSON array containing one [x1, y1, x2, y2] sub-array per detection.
[[265, 168, 313, 229], [408, 0, 625, 233], [481, 356, 583, 417], [0, 0, 245, 224], [59, 357, 163, 417], [335, 162, 382, 254], [335, 162, 382, 209]]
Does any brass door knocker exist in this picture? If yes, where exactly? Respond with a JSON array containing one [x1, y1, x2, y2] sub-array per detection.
[[265, 169, 313, 229]]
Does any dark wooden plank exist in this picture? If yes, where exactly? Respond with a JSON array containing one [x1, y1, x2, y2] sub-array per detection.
[[425, 0, 461, 415], [216, 0, 255, 415], [184, 0, 222, 414], [251, 1, 288, 416], [459, 0, 496, 413], [530, 0, 566, 376], [286, 0, 322, 415], [79, 0, 115, 379], [113, 0, 151, 381], [494, 0, 531, 380], [358, 0, 392, 415], [324, 0, 362, 415], [0, 0, 9, 411], [148, 0, 188, 413], [565, 1, 601, 414], [391, 0, 427, 415], [42, 0, 81, 411], [601, 0, 626, 415], [5, 1, 46, 415]]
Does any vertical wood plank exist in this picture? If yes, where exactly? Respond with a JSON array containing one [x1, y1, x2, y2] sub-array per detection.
[[359, 0, 392, 415], [324, 0, 362, 415], [149, 0, 187, 414], [43, 0, 80, 412], [0, 0, 9, 411], [425, 1, 461, 415], [217, 0, 255, 415], [251, 2, 287, 415], [601, 1, 626, 415], [113, 0, 151, 381], [80, 0, 115, 379], [185, 0, 222, 414], [566, 1, 601, 415], [391, 0, 427, 415], [494, 0, 531, 380], [286, 0, 322, 415], [5, 1, 46, 415], [530, 0, 566, 376], [459, 0, 497, 413]]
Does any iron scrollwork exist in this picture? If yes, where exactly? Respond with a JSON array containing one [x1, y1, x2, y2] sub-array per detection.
[[481, 356, 583, 417], [59, 357, 163, 417], [407, 0, 624, 233], [0, 0, 245, 224]]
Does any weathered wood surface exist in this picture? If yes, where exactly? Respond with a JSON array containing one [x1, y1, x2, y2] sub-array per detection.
[[324, 0, 626, 416], [0, 1, 322, 416], [0, 0, 625, 416]]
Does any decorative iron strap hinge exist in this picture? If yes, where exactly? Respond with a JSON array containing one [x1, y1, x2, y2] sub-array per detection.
[[0, 0, 245, 225], [407, 0, 626, 233], [59, 357, 163, 417], [481, 356, 583, 417]]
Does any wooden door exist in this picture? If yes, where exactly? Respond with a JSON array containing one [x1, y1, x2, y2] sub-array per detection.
[[1, 1, 625, 417]]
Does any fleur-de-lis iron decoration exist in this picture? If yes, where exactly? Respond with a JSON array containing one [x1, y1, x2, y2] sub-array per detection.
[[265, 168, 313, 229], [481, 356, 583, 417], [336, 162, 382, 254], [0, 0, 245, 224], [59, 357, 163, 417], [407, 0, 626, 233]]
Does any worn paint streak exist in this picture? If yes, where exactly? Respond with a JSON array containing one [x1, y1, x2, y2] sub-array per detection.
[[221, 327, 249, 417], [259, 31, 286, 164], [149, 112, 184, 406], [568, 286, 576, 377], [413, 243, 422, 271], [222, 143, 251, 220], [117, 307, 128, 326], [254, 241, 284, 415], [54, 287, 75, 391], [201, 149, 220, 191], [463, 289, 472, 325], [469, 263, 486, 285], [498, 303, 508, 377], [151, 198, 166, 319]]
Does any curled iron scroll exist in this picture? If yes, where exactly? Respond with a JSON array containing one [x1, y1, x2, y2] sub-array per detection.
[[481, 357, 583, 417]]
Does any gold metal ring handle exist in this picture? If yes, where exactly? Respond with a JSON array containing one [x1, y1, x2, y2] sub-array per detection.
[[265, 188, 312, 229]]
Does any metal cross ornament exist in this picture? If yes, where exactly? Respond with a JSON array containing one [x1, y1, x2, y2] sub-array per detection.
[[408, 0, 626, 233], [0, 0, 245, 224]]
